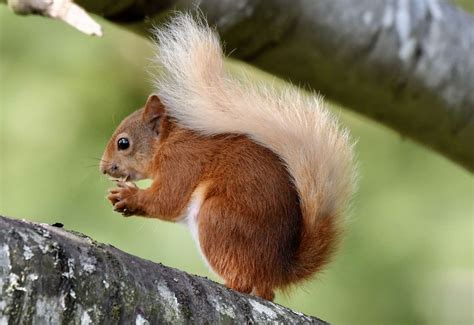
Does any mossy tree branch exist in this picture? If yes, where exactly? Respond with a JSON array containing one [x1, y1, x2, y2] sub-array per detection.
[[0, 216, 326, 324]]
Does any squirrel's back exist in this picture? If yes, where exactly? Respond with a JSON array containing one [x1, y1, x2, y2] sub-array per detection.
[[153, 14, 357, 289]]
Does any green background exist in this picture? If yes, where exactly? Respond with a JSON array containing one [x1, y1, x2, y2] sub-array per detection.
[[1, 2, 473, 324]]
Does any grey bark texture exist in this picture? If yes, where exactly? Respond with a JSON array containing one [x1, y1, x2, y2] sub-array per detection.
[[0, 216, 326, 324], [2, 0, 473, 171]]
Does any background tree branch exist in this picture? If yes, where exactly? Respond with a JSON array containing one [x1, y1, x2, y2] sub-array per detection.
[[3, 0, 102, 35], [0, 216, 326, 324], [2, 0, 473, 171]]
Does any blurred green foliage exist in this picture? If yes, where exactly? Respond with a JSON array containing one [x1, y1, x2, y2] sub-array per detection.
[[455, 0, 474, 12], [0, 3, 473, 324]]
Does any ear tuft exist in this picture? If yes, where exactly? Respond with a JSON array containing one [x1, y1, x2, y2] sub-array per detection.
[[142, 94, 165, 123]]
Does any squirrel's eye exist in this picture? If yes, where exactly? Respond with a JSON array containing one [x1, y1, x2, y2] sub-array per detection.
[[117, 137, 130, 150]]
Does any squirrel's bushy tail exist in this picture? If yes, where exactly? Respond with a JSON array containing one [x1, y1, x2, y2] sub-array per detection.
[[153, 14, 357, 284]]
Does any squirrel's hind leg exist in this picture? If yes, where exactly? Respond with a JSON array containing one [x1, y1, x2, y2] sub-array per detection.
[[226, 281, 275, 301], [225, 280, 252, 295], [197, 196, 280, 301], [252, 286, 275, 301]]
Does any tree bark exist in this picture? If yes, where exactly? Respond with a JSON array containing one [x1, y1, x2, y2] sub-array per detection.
[[0, 215, 326, 324], [2, 0, 472, 171]]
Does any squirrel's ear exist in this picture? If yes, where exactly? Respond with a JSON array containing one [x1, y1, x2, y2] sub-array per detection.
[[142, 94, 165, 124]]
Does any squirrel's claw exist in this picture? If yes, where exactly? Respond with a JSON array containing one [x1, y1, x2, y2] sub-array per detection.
[[107, 192, 121, 205], [107, 184, 141, 217], [113, 201, 133, 217]]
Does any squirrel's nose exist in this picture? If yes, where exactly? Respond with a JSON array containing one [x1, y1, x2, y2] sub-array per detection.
[[106, 164, 119, 175], [99, 162, 118, 175]]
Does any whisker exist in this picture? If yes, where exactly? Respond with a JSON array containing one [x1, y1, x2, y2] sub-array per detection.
[[85, 157, 104, 161], [84, 157, 111, 166], [85, 164, 101, 168]]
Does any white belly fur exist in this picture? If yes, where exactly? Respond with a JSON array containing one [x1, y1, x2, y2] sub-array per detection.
[[178, 183, 213, 271]]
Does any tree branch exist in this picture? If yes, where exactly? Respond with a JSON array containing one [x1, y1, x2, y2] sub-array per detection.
[[2, 0, 473, 171], [2, 0, 102, 36], [0, 216, 326, 324]]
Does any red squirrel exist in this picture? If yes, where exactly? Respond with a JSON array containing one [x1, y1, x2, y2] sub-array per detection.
[[100, 14, 356, 301]]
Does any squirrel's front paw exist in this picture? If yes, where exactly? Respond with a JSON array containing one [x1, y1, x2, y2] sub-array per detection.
[[107, 182, 143, 216]]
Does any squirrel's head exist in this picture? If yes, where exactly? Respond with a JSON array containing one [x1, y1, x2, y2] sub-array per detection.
[[100, 94, 168, 181]]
